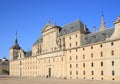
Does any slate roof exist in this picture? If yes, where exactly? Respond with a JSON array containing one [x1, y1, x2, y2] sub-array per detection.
[[81, 28, 114, 45], [59, 20, 90, 36], [0, 58, 9, 66], [33, 37, 43, 46], [24, 51, 32, 57]]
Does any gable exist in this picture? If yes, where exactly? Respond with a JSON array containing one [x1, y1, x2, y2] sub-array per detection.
[[42, 24, 52, 33]]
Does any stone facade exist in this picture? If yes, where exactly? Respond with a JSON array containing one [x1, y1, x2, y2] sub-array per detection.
[[0, 57, 9, 75], [10, 15, 120, 80]]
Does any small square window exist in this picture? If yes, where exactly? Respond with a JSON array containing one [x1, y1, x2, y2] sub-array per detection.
[[91, 46, 93, 49], [111, 42, 114, 46]]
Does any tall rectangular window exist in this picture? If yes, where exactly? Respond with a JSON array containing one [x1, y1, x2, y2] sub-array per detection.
[[83, 54, 85, 59], [112, 61, 114, 66], [76, 55, 78, 60], [70, 71, 72, 75], [91, 62, 94, 67], [83, 63, 85, 68], [91, 53, 93, 58], [70, 64, 72, 68], [101, 52, 103, 57], [101, 70, 104, 75], [76, 71, 78, 75], [76, 42, 78, 46], [112, 70, 115, 76], [91, 71, 94, 75], [70, 56, 72, 61], [111, 50, 114, 56], [101, 62, 103, 67], [76, 64, 78, 68], [70, 43, 71, 47], [83, 71, 85, 75]]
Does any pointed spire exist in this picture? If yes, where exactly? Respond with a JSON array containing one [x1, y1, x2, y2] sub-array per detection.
[[12, 31, 21, 49], [99, 12, 106, 31], [47, 19, 50, 25], [15, 32, 18, 45], [53, 21, 57, 27]]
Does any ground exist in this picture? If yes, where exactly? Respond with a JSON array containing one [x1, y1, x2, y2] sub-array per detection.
[[0, 75, 120, 84]]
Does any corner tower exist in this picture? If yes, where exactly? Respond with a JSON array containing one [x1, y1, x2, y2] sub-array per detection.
[[10, 32, 21, 61]]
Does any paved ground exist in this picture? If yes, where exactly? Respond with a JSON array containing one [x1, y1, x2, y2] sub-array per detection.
[[0, 75, 120, 84]]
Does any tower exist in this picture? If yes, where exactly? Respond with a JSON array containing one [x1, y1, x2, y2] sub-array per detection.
[[99, 13, 106, 31], [10, 32, 21, 61]]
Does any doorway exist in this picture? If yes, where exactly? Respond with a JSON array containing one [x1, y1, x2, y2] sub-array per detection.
[[48, 68, 51, 78]]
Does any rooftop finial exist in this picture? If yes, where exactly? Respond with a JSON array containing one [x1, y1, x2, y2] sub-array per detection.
[[53, 21, 57, 27], [15, 31, 18, 44], [48, 19, 50, 24], [93, 26, 96, 33]]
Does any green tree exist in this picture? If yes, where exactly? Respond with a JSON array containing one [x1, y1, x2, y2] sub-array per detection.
[[2, 69, 9, 75]]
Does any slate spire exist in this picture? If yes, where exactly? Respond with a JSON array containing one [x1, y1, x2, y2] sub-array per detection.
[[99, 12, 106, 31]]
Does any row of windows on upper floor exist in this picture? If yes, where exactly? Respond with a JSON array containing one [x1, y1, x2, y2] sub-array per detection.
[[69, 50, 114, 61], [69, 42, 114, 51], [69, 70, 115, 76], [70, 61, 115, 68]]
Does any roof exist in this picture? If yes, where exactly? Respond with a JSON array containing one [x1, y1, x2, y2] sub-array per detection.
[[33, 37, 43, 46], [81, 28, 114, 45], [59, 20, 90, 36], [24, 51, 32, 57]]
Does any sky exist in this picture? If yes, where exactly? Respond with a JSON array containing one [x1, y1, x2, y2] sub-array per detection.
[[0, 0, 120, 59]]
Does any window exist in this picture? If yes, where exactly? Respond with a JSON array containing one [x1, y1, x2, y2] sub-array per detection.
[[101, 70, 104, 75], [70, 56, 72, 61], [100, 44, 103, 48], [83, 71, 85, 75], [111, 42, 114, 46], [61, 57, 63, 61], [91, 62, 94, 67], [69, 36, 71, 40], [76, 55, 78, 60], [76, 42, 78, 46], [112, 70, 115, 76], [83, 54, 85, 59], [70, 43, 71, 47], [91, 71, 94, 75], [76, 34, 77, 38], [70, 64, 72, 68], [83, 48, 85, 50], [101, 62, 103, 67], [111, 50, 114, 56], [112, 61, 114, 66], [101, 52, 103, 57], [76, 71, 78, 75], [70, 50, 71, 53], [91, 53, 93, 58], [91, 46, 93, 49], [76, 64, 78, 68], [83, 63, 85, 68], [70, 71, 72, 75]]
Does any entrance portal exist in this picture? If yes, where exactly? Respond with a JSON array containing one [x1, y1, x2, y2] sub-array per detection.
[[48, 68, 51, 78]]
